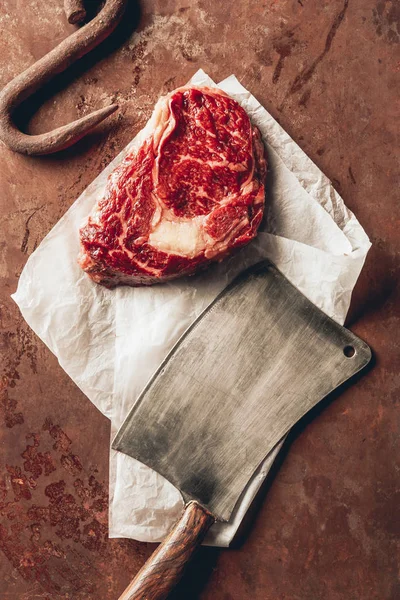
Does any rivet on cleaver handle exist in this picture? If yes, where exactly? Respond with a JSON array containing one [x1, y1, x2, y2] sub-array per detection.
[[113, 260, 371, 600]]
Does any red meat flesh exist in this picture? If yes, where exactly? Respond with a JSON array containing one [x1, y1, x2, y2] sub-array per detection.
[[78, 86, 267, 287]]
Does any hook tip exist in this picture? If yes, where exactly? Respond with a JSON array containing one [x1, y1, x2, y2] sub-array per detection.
[[100, 103, 119, 118]]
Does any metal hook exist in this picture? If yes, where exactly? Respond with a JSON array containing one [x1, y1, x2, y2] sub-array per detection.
[[0, 0, 128, 155]]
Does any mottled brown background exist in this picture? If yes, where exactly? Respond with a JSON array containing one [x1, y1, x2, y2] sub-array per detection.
[[0, 0, 399, 598]]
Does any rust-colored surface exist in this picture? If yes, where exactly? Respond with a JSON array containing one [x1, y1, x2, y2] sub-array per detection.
[[0, 1, 398, 598]]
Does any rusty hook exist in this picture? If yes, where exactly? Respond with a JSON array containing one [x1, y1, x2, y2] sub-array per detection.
[[0, 0, 128, 155]]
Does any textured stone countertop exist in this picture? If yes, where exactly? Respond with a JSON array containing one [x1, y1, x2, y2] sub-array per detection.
[[0, 1, 399, 598]]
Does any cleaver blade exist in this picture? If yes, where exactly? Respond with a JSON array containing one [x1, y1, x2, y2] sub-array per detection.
[[112, 260, 371, 600]]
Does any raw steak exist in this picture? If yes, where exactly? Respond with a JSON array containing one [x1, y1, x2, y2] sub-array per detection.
[[78, 86, 267, 287]]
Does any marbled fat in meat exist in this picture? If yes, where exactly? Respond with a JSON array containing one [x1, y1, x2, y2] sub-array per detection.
[[78, 86, 267, 287]]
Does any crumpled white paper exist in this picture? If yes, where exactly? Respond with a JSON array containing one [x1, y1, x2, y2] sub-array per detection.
[[12, 70, 371, 548]]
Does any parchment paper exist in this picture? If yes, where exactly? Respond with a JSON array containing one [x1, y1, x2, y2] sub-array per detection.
[[12, 70, 371, 547]]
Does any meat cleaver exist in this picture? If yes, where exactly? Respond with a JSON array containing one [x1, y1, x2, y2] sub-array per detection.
[[112, 260, 371, 600]]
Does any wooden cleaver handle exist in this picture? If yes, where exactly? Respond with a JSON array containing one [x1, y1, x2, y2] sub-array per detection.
[[118, 501, 215, 600]]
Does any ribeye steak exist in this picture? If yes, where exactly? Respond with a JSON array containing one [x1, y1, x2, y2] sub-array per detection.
[[78, 86, 267, 287]]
